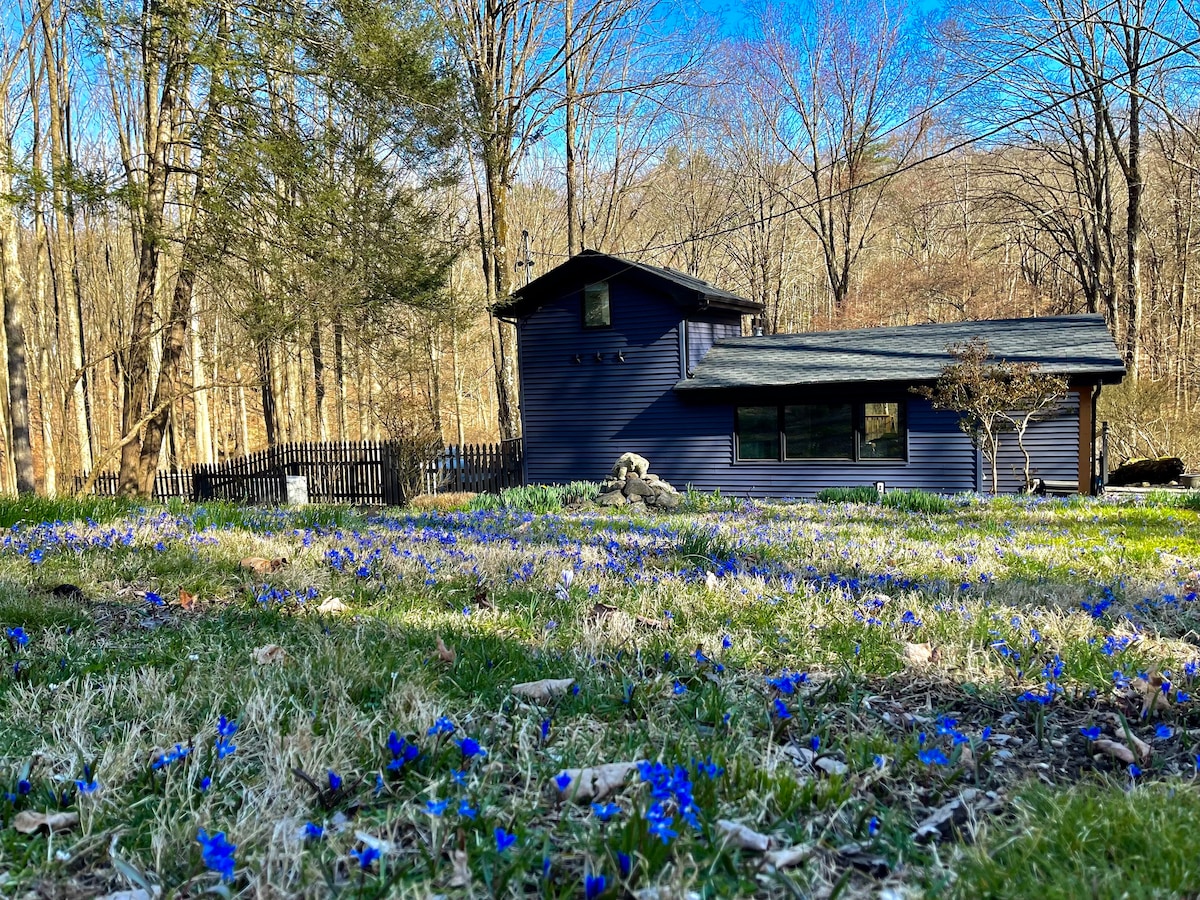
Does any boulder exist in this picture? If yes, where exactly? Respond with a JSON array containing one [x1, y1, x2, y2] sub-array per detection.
[[623, 477, 656, 498], [655, 491, 682, 510], [1109, 457, 1185, 486], [597, 490, 627, 507], [609, 452, 650, 481]]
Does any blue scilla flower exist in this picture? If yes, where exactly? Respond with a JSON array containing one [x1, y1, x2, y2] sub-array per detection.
[[153, 744, 191, 769], [555, 772, 572, 791], [494, 827, 517, 853], [387, 732, 419, 769], [5, 627, 29, 647], [458, 799, 477, 819], [585, 873, 607, 899], [327, 770, 342, 792], [918, 747, 948, 766], [456, 737, 486, 759], [75, 765, 99, 794], [1080, 725, 1101, 741], [144, 591, 164, 606], [426, 798, 449, 815], [646, 803, 678, 844], [217, 716, 238, 739], [428, 717, 456, 736], [304, 821, 324, 839], [351, 845, 381, 869], [773, 698, 791, 720], [197, 828, 236, 882], [591, 802, 621, 821]]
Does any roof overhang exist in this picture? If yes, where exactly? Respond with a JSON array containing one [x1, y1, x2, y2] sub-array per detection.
[[495, 249, 762, 319]]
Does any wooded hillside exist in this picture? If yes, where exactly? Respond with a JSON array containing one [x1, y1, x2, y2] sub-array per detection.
[[1, 0, 1198, 494]]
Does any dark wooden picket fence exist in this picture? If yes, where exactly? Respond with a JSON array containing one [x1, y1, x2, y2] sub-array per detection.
[[421, 441, 525, 495], [75, 439, 524, 505]]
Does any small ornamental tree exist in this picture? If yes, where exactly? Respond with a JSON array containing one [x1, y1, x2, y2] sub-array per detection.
[[914, 339, 1068, 493]]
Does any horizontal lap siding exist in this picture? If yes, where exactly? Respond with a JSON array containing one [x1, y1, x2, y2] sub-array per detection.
[[519, 278, 686, 485], [687, 318, 742, 371], [994, 393, 1080, 492]]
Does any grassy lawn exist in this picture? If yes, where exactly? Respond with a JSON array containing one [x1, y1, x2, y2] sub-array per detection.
[[2, 492, 1200, 898]]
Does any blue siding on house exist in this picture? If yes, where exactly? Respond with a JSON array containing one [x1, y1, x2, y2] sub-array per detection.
[[518, 276, 689, 485], [686, 318, 742, 372], [517, 274, 1086, 497], [994, 392, 1080, 492]]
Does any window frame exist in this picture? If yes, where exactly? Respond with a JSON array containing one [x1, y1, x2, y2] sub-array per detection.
[[734, 400, 909, 463], [581, 281, 612, 330]]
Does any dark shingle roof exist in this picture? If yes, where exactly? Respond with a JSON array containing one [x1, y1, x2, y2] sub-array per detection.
[[497, 249, 762, 318], [677, 315, 1125, 392]]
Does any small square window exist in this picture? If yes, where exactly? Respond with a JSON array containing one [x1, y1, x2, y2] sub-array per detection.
[[860, 402, 905, 459], [736, 406, 780, 460], [583, 282, 610, 328]]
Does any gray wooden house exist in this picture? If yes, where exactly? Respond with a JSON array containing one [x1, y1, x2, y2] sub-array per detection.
[[497, 250, 1126, 497]]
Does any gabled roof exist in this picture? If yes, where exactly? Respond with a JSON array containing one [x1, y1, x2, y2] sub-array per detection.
[[495, 249, 762, 319], [676, 314, 1126, 392]]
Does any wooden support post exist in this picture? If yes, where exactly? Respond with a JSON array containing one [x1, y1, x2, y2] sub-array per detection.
[[1077, 386, 1093, 495]]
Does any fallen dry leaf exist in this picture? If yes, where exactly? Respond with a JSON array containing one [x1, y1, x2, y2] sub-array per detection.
[[354, 830, 393, 855], [447, 849, 471, 888], [512, 678, 574, 702], [716, 819, 772, 852], [241, 556, 288, 575], [13, 810, 79, 835], [556, 761, 640, 803], [1132, 674, 1171, 719], [1093, 738, 1136, 765], [913, 788, 1000, 843], [903, 642, 939, 667], [763, 843, 814, 869], [588, 601, 618, 620], [178, 588, 197, 611], [836, 842, 891, 878], [815, 757, 848, 777], [251, 643, 287, 665], [317, 596, 349, 614], [1099, 715, 1153, 759], [959, 744, 975, 769], [435, 637, 457, 665]]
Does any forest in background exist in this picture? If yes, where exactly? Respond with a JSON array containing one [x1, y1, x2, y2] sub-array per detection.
[[0, 0, 1199, 496]]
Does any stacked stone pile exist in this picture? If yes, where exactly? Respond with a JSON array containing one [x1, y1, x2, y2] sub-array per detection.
[[596, 452, 682, 510]]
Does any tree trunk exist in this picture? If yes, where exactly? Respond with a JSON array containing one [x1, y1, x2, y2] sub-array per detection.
[[565, 0, 578, 255], [0, 119, 38, 494], [310, 320, 327, 440], [485, 162, 519, 441], [191, 310, 213, 464], [333, 311, 347, 439], [258, 340, 278, 445], [117, 6, 182, 496], [30, 91, 57, 495], [41, 7, 94, 477]]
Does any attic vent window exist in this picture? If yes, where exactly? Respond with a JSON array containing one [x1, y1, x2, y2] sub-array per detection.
[[583, 282, 611, 329]]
